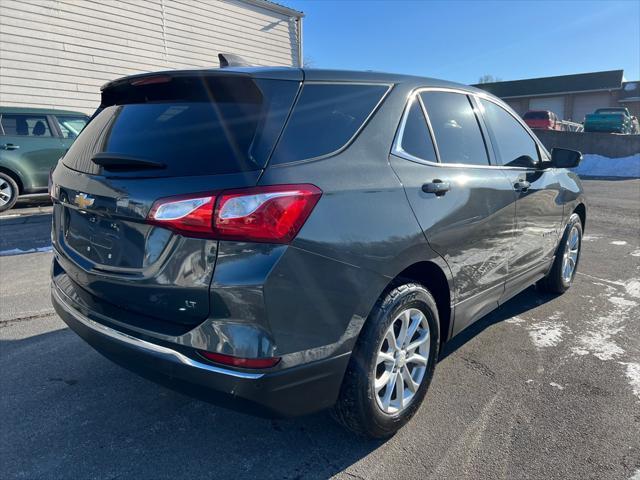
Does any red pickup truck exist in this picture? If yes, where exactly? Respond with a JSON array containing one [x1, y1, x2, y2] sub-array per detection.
[[523, 110, 562, 130]]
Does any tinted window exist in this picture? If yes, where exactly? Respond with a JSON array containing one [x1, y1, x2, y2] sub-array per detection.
[[271, 83, 388, 164], [56, 115, 89, 139], [480, 99, 539, 167], [420, 92, 488, 166], [1, 114, 52, 137], [398, 97, 437, 162], [63, 77, 299, 177]]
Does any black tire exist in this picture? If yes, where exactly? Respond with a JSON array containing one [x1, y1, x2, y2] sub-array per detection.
[[333, 283, 440, 438], [0, 172, 19, 212], [538, 213, 582, 294]]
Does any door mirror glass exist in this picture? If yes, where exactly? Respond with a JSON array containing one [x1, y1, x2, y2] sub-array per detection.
[[551, 148, 582, 168]]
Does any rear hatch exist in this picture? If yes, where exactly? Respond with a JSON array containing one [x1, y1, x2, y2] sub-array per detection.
[[51, 70, 301, 328]]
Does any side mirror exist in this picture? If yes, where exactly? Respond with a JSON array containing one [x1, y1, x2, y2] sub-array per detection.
[[550, 148, 582, 168]]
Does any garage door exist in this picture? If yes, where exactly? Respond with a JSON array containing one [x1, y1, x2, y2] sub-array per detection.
[[506, 100, 527, 116], [572, 93, 612, 123], [529, 96, 565, 119]]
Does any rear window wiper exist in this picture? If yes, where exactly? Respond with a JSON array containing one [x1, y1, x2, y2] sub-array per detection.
[[91, 153, 166, 170]]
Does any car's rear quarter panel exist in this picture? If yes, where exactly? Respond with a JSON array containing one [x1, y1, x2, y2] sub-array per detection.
[[250, 83, 450, 360]]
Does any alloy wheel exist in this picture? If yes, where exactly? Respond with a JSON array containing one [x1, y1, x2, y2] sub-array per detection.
[[374, 308, 430, 414], [562, 225, 580, 284], [0, 179, 13, 207]]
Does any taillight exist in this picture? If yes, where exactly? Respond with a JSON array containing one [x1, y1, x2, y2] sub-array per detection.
[[213, 184, 322, 243], [147, 184, 321, 243], [130, 75, 172, 86], [198, 350, 280, 369], [148, 194, 216, 237]]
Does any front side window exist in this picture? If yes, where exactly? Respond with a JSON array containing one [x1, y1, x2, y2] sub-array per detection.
[[480, 99, 540, 167], [420, 92, 489, 166], [0, 114, 52, 137], [270, 83, 389, 164], [396, 96, 437, 162], [56, 115, 89, 139]]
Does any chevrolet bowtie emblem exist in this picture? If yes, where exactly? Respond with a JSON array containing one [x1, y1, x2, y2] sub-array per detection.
[[74, 192, 95, 209]]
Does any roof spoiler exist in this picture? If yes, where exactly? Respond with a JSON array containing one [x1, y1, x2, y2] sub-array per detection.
[[218, 53, 252, 68]]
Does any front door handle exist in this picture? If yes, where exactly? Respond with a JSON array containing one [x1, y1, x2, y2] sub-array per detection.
[[1, 143, 20, 150], [514, 180, 531, 192], [422, 180, 450, 196]]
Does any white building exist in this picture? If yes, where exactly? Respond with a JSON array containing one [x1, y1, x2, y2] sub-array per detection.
[[0, 0, 303, 114]]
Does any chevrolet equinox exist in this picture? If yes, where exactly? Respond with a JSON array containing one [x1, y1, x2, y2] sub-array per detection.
[[50, 67, 585, 438]]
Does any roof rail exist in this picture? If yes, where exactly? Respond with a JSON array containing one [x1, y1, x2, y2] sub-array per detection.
[[218, 53, 252, 68]]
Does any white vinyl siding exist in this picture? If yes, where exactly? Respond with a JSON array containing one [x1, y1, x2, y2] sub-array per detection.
[[0, 0, 301, 114]]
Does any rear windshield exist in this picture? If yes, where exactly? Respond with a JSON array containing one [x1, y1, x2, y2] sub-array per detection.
[[523, 111, 550, 120], [63, 76, 299, 177]]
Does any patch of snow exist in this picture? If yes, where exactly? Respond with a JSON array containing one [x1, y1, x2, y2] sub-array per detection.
[[625, 279, 640, 299], [619, 362, 640, 400], [631, 469, 640, 480], [608, 296, 637, 308], [0, 245, 53, 257], [572, 153, 640, 178], [631, 249, 640, 257], [573, 332, 625, 361], [610, 240, 628, 246], [582, 234, 600, 242], [571, 347, 589, 356], [573, 295, 636, 361], [528, 316, 566, 348], [505, 316, 525, 324], [549, 382, 564, 390]]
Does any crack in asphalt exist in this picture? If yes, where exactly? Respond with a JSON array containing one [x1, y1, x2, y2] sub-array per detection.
[[0, 310, 56, 327]]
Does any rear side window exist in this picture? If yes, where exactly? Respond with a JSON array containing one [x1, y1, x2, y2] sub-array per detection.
[[480, 99, 539, 167], [63, 77, 299, 177], [0, 114, 52, 137], [421, 92, 489, 166], [56, 115, 89, 139], [270, 83, 389, 164], [396, 97, 437, 162]]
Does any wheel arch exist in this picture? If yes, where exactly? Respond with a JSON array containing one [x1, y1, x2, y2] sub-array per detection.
[[574, 202, 586, 231], [375, 260, 454, 346], [0, 166, 23, 194]]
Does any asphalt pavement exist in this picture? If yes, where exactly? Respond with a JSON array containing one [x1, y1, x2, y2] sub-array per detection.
[[1, 180, 639, 480]]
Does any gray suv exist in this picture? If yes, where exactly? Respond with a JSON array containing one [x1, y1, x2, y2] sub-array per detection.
[[50, 68, 585, 438]]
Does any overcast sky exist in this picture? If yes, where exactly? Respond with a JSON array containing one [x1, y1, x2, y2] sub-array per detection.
[[285, 0, 640, 84]]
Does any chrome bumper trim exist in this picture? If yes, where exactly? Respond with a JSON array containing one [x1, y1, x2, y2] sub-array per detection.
[[52, 285, 264, 380]]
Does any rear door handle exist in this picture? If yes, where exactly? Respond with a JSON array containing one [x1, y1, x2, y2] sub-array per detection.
[[422, 180, 450, 196], [514, 180, 530, 192], [1, 143, 20, 150]]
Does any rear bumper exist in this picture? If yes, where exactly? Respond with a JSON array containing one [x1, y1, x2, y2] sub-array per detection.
[[52, 283, 350, 417]]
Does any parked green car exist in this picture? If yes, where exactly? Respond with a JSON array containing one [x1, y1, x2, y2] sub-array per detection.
[[583, 107, 636, 134], [0, 107, 89, 211]]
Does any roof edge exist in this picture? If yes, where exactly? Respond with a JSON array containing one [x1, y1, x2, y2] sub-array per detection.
[[240, 0, 304, 18], [472, 69, 624, 89]]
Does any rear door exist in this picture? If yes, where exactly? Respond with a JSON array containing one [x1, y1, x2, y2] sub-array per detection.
[[476, 96, 564, 301], [0, 112, 63, 190], [51, 72, 300, 327], [389, 89, 516, 336]]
